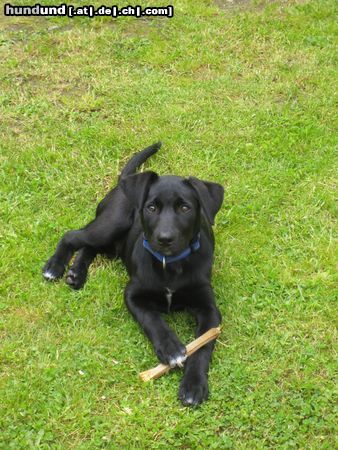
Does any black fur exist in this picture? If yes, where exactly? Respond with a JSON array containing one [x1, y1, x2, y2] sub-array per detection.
[[43, 142, 224, 406]]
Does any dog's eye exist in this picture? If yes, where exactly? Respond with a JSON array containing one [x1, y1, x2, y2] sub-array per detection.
[[180, 204, 190, 213], [147, 204, 157, 213]]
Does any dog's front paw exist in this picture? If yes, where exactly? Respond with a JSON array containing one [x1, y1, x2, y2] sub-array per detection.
[[42, 257, 65, 281], [179, 372, 209, 407], [66, 266, 87, 290], [155, 335, 187, 368]]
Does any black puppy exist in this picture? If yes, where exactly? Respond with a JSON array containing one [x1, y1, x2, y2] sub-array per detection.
[[43, 143, 224, 406]]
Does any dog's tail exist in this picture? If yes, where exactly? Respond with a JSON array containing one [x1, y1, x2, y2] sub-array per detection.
[[119, 142, 162, 181]]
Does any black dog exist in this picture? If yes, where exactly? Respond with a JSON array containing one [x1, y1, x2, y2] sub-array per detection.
[[43, 143, 224, 406]]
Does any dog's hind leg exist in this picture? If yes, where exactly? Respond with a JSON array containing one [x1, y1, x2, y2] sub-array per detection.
[[42, 228, 95, 282], [42, 197, 132, 282], [65, 247, 97, 290], [42, 229, 77, 281], [42, 224, 125, 281]]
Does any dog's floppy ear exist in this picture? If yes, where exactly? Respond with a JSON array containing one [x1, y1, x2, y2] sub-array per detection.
[[185, 176, 224, 225], [120, 171, 158, 210]]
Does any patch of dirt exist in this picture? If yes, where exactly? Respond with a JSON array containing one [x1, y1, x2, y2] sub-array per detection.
[[12, 306, 42, 323], [0, 15, 47, 33], [214, 0, 254, 11], [214, 0, 307, 12], [119, 16, 164, 38], [0, 15, 74, 45], [120, 19, 151, 38]]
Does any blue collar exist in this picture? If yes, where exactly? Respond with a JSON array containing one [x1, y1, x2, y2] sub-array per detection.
[[143, 234, 201, 269]]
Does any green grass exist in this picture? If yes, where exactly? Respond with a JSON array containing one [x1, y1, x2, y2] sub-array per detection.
[[0, 0, 337, 447]]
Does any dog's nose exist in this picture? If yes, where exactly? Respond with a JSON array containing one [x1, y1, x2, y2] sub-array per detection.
[[157, 233, 174, 247]]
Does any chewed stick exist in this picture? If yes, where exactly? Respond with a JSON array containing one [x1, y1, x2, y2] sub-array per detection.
[[139, 326, 221, 382]]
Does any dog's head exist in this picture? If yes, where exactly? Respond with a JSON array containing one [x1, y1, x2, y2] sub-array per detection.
[[120, 172, 224, 256]]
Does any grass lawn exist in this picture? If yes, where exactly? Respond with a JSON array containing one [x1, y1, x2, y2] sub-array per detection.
[[0, 0, 337, 447]]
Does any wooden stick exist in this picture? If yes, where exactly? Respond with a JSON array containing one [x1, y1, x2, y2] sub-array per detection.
[[139, 326, 221, 382]]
